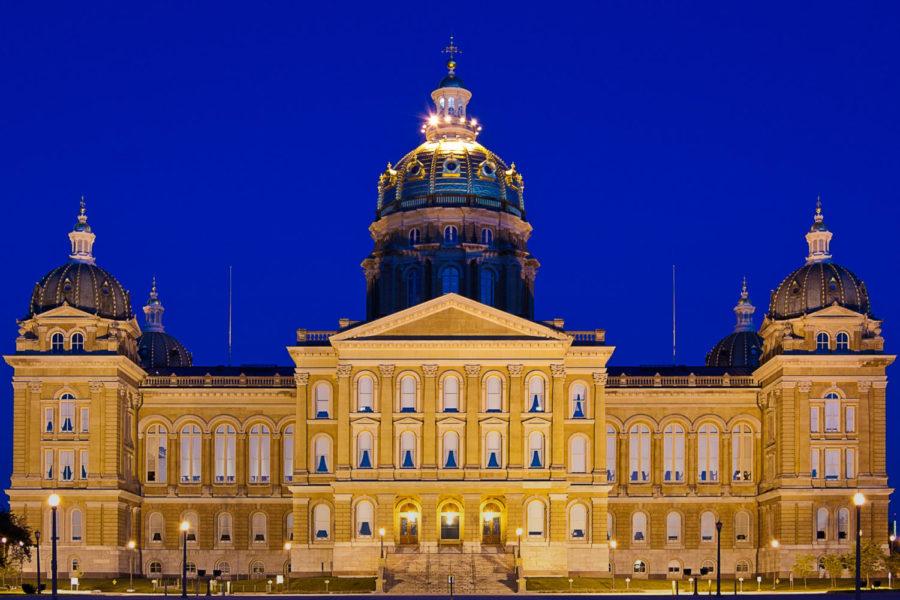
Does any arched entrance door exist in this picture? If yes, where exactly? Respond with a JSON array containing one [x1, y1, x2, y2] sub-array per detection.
[[481, 502, 502, 545], [440, 503, 462, 543], [399, 503, 419, 545]]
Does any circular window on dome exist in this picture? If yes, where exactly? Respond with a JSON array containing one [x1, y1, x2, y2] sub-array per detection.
[[406, 160, 425, 180], [442, 157, 461, 177], [480, 161, 497, 180]]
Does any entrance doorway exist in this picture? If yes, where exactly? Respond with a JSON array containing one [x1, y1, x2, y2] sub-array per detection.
[[482, 503, 501, 545], [440, 503, 462, 542], [399, 504, 418, 545]]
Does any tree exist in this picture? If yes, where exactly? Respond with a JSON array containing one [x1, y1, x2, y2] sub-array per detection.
[[822, 553, 846, 588], [0, 511, 32, 569], [791, 554, 816, 588], [858, 540, 887, 587]]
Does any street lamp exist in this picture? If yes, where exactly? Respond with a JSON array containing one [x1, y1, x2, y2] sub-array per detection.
[[379, 527, 385, 559], [609, 539, 617, 590], [126, 540, 136, 592], [854, 492, 866, 600], [715, 521, 723, 596], [770, 539, 780, 590], [33, 532, 41, 595], [179, 521, 190, 598], [283, 542, 292, 591], [515, 527, 523, 559], [47, 494, 60, 600]]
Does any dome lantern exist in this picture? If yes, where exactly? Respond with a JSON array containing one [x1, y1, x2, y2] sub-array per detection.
[[733, 277, 755, 332], [142, 277, 166, 333], [423, 37, 481, 142], [804, 196, 833, 264], [137, 277, 192, 369], [706, 278, 763, 368], [68, 197, 96, 264]]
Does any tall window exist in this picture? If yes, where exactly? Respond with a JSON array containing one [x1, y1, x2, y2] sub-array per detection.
[[816, 332, 830, 351], [569, 436, 587, 473], [811, 448, 820, 478], [442, 376, 460, 412], [43, 449, 53, 480], [836, 331, 850, 350], [441, 267, 460, 294], [283, 425, 294, 482], [408, 228, 420, 245], [485, 376, 502, 412], [214, 425, 237, 483], [606, 426, 617, 481], [313, 504, 331, 540], [180, 425, 202, 483], [845, 448, 856, 478], [734, 511, 750, 542], [732, 424, 753, 481], [845, 406, 856, 433], [528, 432, 544, 468], [526, 501, 545, 537], [59, 394, 75, 432], [837, 508, 850, 540], [70, 508, 83, 542], [59, 450, 74, 481], [443, 431, 459, 468], [248, 425, 271, 484], [697, 424, 719, 482], [70, 332, 85, 351], [357, 431, 374, 469], [570, 383, 587, 418], [356, 501, 374, 538], [824, 394, 840, 432], [146, 425, 167, 483], [406, 269, 421, 307], [315, 384, 331, 419], [569, 504, 587, 539], [824, 448, 840, 480], [51, 332, 65, 353], [285, 513, 294, 542], [357, 376, 374, 412], [607, 513, 614, 541], [700, 511, 716, 542], [400, 431, 416, 468], [485, 431, 502, 468], [44, 406, 54, 433], [149, 513, 164, 542], [816, 508, 829, 540], [629, 424, 651, 482], [663, 424, 685, 482], [79, 407, 89, 433], [632, 511, 647, 542], [400, 376, 416, 412], [251, 512, 267, 543], [314, 436, 331, 473], [666, 512, 681, 542], [527, 377, 544, 412], [79, 450, 88, 479], [217, 512, 233, 543], [810, 406, 820, 433], [479, 270, 495, 306], [443, 225, 458, 243], [481, 228, 493, 245]]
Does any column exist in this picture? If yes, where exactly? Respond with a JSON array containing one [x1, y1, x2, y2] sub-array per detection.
[[549, 493, 567, 542], [421, 493, 439, 547], [334, 494, 353, 543], [591, 497, 607, 544], [464, 493, 481, 549], [293, 497, 309, 546], [376, 493, 396, 546], [796, 381, 811, 478], [592, 372, 608, 484], [422, 366, 438, 473], [550, 365, 566, 474], [508, 365, 524, 470], [504, 493, 524, 550], [378, 365, 395, 475], [464, 364, 481, 476], [294, 373, 309, 481], [336, 364, 352, 478]]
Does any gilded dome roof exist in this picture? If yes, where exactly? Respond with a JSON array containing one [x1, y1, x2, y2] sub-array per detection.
[[768, 261, 871, 320], [30, 261, 132, 320], [706, 331, 763, 368], [137, 331, 192, 369]]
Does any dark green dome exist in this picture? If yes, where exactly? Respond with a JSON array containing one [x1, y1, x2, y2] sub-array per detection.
[[438, 73, 464, 88]]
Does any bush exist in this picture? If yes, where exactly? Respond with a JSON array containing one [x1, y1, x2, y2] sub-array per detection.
[[22, 583, 35, 594]]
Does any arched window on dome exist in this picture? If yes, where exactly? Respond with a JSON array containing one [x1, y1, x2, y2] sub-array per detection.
[[481, 228, 493, 245], [409, 228, 420, 245], [479, 269, 496, 306], [441, 267, 460, 294], [836, 331, 850, 351], [443, 225, 459, 244], [51, 332, 64, 353], [70, 332, 84, 352], [816, 332, 830, 351], [406, 269, 422, 307]]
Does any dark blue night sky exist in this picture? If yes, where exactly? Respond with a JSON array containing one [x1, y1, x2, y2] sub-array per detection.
[[1, 3, 898, 510]]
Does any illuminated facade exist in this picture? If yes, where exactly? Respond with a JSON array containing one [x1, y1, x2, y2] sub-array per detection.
[[5, 48, 893, 585]]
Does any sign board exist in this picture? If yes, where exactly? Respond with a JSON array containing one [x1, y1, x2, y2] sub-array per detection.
[[276, 576, 284, 585]]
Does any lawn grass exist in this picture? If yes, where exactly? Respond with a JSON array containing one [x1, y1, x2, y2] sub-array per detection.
[[2, 575, 375, 595], [526, 575, 893, 593]]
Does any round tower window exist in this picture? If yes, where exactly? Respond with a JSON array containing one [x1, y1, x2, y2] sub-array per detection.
[[443, 159, 460, 174], [481, 162, 496, 178], [408, 164, 421, 177]]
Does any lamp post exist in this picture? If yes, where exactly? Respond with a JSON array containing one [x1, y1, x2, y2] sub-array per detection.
[[715, 521, 722, 596], [179, 521, 190, 598], [854, 492, 866, 600], [283, 542, 292, 591], [34, 532, 41, 595], [378, 527, 385, 559], [126, 540, 136, 592], [609, 539, 617, 591], [47, 494, 60, 600], [769, 539, 779, 590], [515, 527, 523, 559], [1, 537, 6, 589]]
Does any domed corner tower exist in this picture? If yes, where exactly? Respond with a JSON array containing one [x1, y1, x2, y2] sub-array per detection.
[[363, 41, 539, 321], [706, 277, 763, 369], [137, 277, 193, 370]]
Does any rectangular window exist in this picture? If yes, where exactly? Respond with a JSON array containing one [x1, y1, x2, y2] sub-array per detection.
[[845, 406, 856, 433], [44, 407, 54, 433], [80, 407, 90, 433], [824, 400, 840, 432], [59, 450, 75, 481], [606, 430, 616, 481], [845, 448, 856, 479], [283, 434, 294, 483], [809, 406, 819, 433], [824, 449, 840, 480], [44, 449, 54, 479], [60, 401, 75, 432], [810, 448, 820, 479], [79, 450, 89, 480]]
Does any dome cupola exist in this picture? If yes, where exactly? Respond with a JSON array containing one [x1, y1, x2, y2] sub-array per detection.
[[706, 278, 763, 368], [137, 278, 192, 369]]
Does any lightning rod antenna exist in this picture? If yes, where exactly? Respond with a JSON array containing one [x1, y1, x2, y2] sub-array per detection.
[[227, 265, 233, 365]]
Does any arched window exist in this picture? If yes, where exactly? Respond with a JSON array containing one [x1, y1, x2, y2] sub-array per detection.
[[408, 228, 420, 245], [663, 424, 685, 482], [836, 331, 850, 351], [442, 375, 460, 412], [485, 431, 502, 468], [666, 511, 681, 542], [569, 436, 587, 473], [735, 561, 750, 574], [607, 512, 614, 541], [441, 267, 460, 294], [632, 512, 647, 542], [485, 376, 502, 412], [248, 424, 271, 483], [180, 425, 202, 483], [527, 377, 544, 412], [357, 376, 374, 412], [528, 432, 544, 468], [400, 376, 417, 412], [51, 332, 64, 353], [285, 513, 294, 542], [633, 560, 647, 573], [816, 332, 830, 351], [700, 560, 716, 575], [215, 561, 231, 577], [400, 431, 416, 468], [734, 511, 750, 542], [70, 508, 83, 542], [816, 507, 829, 540], [249, 561, 264, 579], [214, 425, 236, 484], [442, 431, 459, 468], [406, 269, 421, 307], [837, 508, 849, 541], [314, 436, 331, 473], [313, 504, 331, 540], [357, 431, 374, 469], [59, 393, 75, 432], [481, 228, 493, 245], [356, 501, 374, 538], [314, 383, 331, 419], [251, 512, 267, 543], [824, 393, 840, 432], [606, 426, 617, 481], [697, 424, 719, 482], [149, 561, 162, 575], [629, 424, 651, 482], [182, 511, 198, 542], [149, 512, 164, 542], [569, 503, 587, 539], [146, 425, 168, 483], [283, 425, 294, 483], [526, 500, 545, 537], [70, 332, 85, 352], [729, 423, 753, 481], [479, 269, 495, 306], [443, 225, 458, 243], [570, 383, 587, 418], [668, 560, 682, 575], [700, 511, 716, 542], [217, 512, 233, 543]]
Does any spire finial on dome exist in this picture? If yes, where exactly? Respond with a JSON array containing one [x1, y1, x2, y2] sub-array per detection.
[[425, 36, 480, 142], [442, 35, 461, 75], [68, 196, 96, 264], [805, 195, 833, 264], [733, 277, 756, 332], [142, 277, 166, 332]]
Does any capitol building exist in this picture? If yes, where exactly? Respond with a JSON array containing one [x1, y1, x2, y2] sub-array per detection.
[[5, 47, 892, 588]]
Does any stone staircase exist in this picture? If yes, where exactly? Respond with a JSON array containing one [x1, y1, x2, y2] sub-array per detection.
[[384, 547, 516, 594]]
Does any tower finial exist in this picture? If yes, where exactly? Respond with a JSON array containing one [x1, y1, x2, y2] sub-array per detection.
[[143, 276, 165, 332], [805, 195, 832, 263], [733, 277, 755, 332], [68, 196, 96, 264], [442, 35, 461, 74]]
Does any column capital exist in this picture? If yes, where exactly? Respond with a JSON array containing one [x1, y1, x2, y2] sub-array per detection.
[[507, 364, 524, 378], [797, 380, 812, 393], [592, 372, 608, 386], [89, 380, 105, 393], [858, 380, 873, 393], [464, 364, 481, 378], [550, 364, 566, 378], [422, 364, 439, 378], [336, 364, 353, 378], [379, 364, 396, 378], [295, 373, 310, 387], [27, 381, 43, 393]]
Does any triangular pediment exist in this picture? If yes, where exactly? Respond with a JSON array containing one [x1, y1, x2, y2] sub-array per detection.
[[330, 294, 570, 342], [808, 304, 868, 318]]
